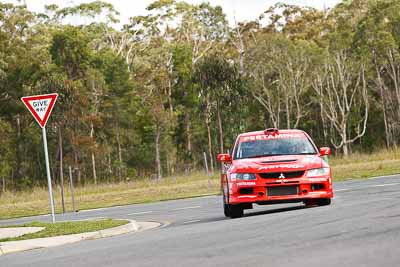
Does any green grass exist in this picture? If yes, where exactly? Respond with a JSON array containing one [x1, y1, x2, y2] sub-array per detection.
[[0, 172, 220, 219], [1, 149, 400, 220], [0, 219, 128, 242], [330, 149, 400, 181]]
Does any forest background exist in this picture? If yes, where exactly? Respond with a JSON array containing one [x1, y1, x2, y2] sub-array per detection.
[[1, 0, 399, 195]]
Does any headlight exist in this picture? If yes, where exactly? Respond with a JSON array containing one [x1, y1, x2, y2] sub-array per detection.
[[230, 173, 256, 181], [306, 168, 330, 177]]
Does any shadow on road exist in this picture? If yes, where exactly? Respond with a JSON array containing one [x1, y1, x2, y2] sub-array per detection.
[[244, 204, 310, 217], [176, 204, 314, 227]]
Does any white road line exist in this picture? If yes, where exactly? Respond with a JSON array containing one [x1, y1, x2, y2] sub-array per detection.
[[78, 207, 111, 213], [335, 182, 400, 193], [127, 211, 153, 216], [71, 217, 105, 221], [182, 220, 201, 224], [173, 206, 201, 211], [368, 174, 400, 180], [371, 182, 400, 187]]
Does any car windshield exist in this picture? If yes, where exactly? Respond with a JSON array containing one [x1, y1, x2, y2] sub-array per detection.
[[234, 136, 317, 159]]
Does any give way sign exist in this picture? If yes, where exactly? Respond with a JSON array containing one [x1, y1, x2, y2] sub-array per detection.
[[21, 93, 58, 222], [21, 93, 58, 128]]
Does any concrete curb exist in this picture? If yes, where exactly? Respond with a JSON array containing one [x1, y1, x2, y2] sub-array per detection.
[[0, 227, 45, 239], [0, 220, 160, 256]]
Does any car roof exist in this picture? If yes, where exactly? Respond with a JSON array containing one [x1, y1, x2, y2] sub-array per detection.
[[238, 129, 306, 137]]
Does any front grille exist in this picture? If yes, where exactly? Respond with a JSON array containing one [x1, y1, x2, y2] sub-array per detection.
[[265, 181, 299, 185], [267, 186, 299, 196], [259, 171, 305, 179], [239, 188, 254, 195], [311, 184, 325, 190]]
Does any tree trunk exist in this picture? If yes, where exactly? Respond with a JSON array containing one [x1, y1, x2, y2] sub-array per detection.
[[91, 153, 97, 185], [186, 116, 192, 154], [58, 126, 65, 213], [53, 144, 60, 185], [207, 123, 214, 173], [185, 113, 192, 174], [285, 95, 290, 129], [15, 115, 21, 181], [166, 152, 170, 177], [155, 125, 162, 181], [73, 147, 81, 185], [107, 147, 112, 181], [116, 124, 123, 181], [342, 122, 349, 157], [216, 102, 224, 153], [343, 142, 349, 157], [205, 97, 214, 173], [2, 176, 5, 194], [375, 62, 392, 147], [90, 122, 97, 185]]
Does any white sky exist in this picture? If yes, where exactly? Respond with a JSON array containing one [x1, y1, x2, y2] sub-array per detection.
[[8, 0, 341, 26]]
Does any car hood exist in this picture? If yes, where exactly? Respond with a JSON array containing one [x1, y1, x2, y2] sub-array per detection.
[[231, 154, 326, 173]]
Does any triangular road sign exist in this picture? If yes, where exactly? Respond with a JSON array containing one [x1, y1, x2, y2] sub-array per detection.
[[21, 93, 58, 128]]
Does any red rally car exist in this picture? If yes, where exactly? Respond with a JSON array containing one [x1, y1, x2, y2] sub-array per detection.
[[217, 128, 333, 218]]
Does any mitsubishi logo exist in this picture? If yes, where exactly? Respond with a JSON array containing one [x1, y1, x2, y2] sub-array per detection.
[[278, 173, 285, 179]]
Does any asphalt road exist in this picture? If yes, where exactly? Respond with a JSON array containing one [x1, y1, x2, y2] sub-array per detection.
[[1, 175, 400, 267]]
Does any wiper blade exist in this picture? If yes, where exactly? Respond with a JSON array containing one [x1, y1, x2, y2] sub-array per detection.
[[245, 154, 282, 159]]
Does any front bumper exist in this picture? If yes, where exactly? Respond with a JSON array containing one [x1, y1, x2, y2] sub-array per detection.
[[228, 177, 333, 205]]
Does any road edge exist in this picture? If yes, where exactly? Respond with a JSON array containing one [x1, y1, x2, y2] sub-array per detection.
[[0, 220, 160, 256]]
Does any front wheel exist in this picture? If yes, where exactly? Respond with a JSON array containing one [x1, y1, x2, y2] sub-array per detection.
[[223, 189, 243, 218], [228, 204, 244, 218], [316, 198, 331, 206], [223, 193, 230, 217], [304, 198, 331, 206]]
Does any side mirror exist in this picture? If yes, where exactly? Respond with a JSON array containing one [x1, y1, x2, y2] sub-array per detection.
[[217, 153, 232, 163], [319, 147, 331, 156]]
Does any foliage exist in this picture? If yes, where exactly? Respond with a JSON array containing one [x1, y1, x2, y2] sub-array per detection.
[[0, 0, 398, 190]]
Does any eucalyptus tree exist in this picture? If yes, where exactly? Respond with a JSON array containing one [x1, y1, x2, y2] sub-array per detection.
[[313, 52, 369, 156], [311, 0, 371, 156], [195, 53, 242, 170], [122, 0, 229, 173], [355, 0, 400, 148], [0, 2, 43, 185], [0, 119, 13, 193], [132, 38, 176, 179], [245, 34, 318, 129]]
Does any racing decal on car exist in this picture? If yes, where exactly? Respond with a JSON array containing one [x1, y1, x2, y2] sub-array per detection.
[[237, 181, 256, 186], [257, 165, 305, 171], [238, 195, 257, 198], [241, 133, 304, 142]]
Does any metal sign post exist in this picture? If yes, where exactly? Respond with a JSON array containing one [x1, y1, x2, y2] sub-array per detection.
[[21, 93, 58, 223], [68, 165, 76, 212], [42, 127, 56, 223]]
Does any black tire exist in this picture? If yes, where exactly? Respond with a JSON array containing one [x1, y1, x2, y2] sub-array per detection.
[[316, 198, 331, 206], [303, 200, 315, 206], [228, 205, 244, 218], [222, 186, 243, 218], [223, 192, 230, 217]]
